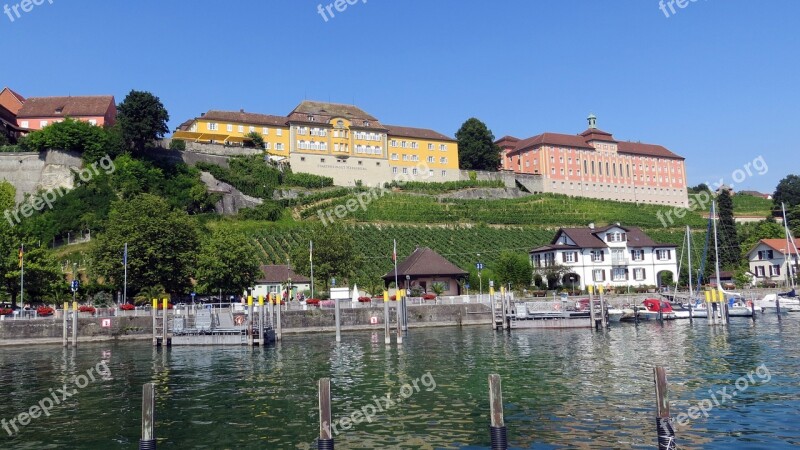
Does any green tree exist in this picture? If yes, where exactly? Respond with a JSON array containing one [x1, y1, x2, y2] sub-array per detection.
[[455, 118, 501, 171], [19, 118, 110, 162], [3, 244, 62, 306], [117, 90, 170, 153], [245, 132, 264, 149], [92, 194, 199, 295], [492, 251, 532, 290], [716, 190, 740, 269], [738, 220, 785, 258], [290, 225, 361, 289], [773, 174, 800, 210], [0, 180, 15, 212], [195, 229, 261, 295]]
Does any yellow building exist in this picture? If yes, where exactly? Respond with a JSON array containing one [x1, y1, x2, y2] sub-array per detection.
[[173, 101, 461, 186]]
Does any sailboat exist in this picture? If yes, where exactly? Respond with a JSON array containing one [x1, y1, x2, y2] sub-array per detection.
[[759, 203, 800, 313]]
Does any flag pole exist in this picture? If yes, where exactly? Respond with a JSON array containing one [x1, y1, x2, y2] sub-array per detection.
[[310, 240, 314, 300], [19, 243, 23, 307], [123, 243, 128, 305]]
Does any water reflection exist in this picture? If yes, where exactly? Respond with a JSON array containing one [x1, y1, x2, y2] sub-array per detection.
[[0, 316, 798, 449]]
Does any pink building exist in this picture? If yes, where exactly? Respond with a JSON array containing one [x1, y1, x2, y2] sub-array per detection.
[[0, 87, 25, 115], [497, 115, 688, 207], [16, 95, 116, 131]]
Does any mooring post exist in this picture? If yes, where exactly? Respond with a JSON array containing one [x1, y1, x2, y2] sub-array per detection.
[[489, 286, 497, 331], [600, 290, 608, 329], [275, 294, 283, 341], [705, 291, 714, 326], [396, 292, 403, 345], [62, 301, 68, 347], [152, 299, 158, 346], [488, 374, 508, 450], [383, 291, 390, 345], [750, 297, 756, 322], [588, 286, 597, 330], [653, 366, 676, 450], [247, 296, 254, 347], [140, 383, 156, 450], [776, 294, 781, 317], [71, 301, 78, 347], [318, 378, 334, 450], [334, 296, 342, 343], [162, 298, 169, 347], [258, 296, 265, 346]]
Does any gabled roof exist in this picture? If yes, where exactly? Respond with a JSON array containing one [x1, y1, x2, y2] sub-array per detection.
[[0, 87, 26, 114], [385, 124, 455, 142], [17, 95, 115, 119], [617, 141, 683, 160], [513, 132, 596, 152], [1, 87, 25, 103], [748, 239, 800, 257], [287, 101, 385, 128], [198, 110, 288, 128], [382, 247, 468, 280], [257, 265, 311, 284], [580, 128, 617, 142], [531, 225, 675, 253]]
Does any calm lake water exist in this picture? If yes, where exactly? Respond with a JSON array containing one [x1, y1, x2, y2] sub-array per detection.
[[1, 315, 799, 449]]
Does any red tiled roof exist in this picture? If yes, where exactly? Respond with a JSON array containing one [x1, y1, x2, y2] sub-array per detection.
[[17, 96, 115, 119], [257, 265, 311, 283], [200, 110, 288, 127], [617, 141, 683, 160], [580, 128, 616, 142], [513, 132, 596, 152], [755, 239, 800, 256], [385, 124, 455, 142], [4, 87, 25, 103], [286, 101, 386, 129], [383, 247, 468, 279]]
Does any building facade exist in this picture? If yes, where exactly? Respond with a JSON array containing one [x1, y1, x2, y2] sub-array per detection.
[[530, 224, 678, 290], [497, 115, 688, 207], [250, 265, 311, 300], [747, 239, 799, 284], [16, 95, 117, 131], [173, 101, 460, 186]]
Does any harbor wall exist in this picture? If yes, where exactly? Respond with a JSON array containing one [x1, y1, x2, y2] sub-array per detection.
[[0, 316, 152, 346]]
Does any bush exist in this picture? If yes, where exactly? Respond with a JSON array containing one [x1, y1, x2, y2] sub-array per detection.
[[78, 306, 96, 313], [120, 303, 135, 311], [169, 139, 186, 150], [422, 294, 436, 300], [238, 201, 283, 221], [0, 308, 13, 315], [358, 296, 372, 303], [37, 306, 55, 316]]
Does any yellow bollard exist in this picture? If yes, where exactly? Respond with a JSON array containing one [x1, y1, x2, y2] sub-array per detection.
[[258, 296, 264, 306], [588, 285, 594, 294], [248, 296, 253, 306], [72, 301, 78, 311], [383, 291, 389, 302], [152, 298, 158, 310]]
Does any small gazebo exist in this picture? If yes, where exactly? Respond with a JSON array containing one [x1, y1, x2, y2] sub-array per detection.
[[382, 247, 468, 296]]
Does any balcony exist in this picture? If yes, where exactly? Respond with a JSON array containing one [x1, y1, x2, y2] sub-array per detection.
[[611, 257, 630, 266]]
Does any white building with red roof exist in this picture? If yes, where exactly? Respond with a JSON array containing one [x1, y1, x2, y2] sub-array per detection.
[[497, 115, 688, 207], [747, 239, 799, 284]]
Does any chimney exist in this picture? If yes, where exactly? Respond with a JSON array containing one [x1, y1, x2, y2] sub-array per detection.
[[589, 223, 595, 230], [200, 112, 205, 117], [240, 109, 245, 113]]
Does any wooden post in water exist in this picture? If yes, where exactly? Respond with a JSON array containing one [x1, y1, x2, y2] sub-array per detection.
[[705, 290, 714, 326], [62, 302, 68, 347], [383, 291, 390, 345], [653, 366, 676, 450], [750, 297, 756, 322], [71, 301, 78, 347], [276, 294, 282, 341], [334, 296, 342, 343], [488, 374, 508, 450], [161, 298, 169, 347], [140, 383, 156, 450], [396, 291, 403, 344], [600, 289, 608, 329], [489, 286, 497, 331], [588, 286, 597, 330], [258, 296, 265, 346], [151, 299, 158, 346], [318, 378, 334, 450], [247, 296, 254, 347]]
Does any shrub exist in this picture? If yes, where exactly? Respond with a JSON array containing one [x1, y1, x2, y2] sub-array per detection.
[[37, 306, 55, 316], [238, 201, 283, 221], [169, 139, 186, 150], [79, 306, 96, 313], [0, 308, 13, 315], [422, 294, 437, 300], [283, 172, 334, 189], [120, 303, 136, 311], [358, 296, 372, 303], [306, 298, 321, 306]]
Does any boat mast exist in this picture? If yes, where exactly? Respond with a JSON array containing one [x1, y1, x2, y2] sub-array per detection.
[[782, 202, 797, 289], [687, 225, 694, 301]]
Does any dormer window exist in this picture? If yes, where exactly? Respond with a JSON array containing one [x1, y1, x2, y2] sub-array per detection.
[[55, 107, 64, 114], [336, 120, 344, 128], [307, 115, 316, 122], [606, 232, 627, 243], [363, 121, 370, 127]]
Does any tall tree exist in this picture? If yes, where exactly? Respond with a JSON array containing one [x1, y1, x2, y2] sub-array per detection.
[[3, 245, 62, 305], [716, 190, 740, 269], [290, 225, 361, 290], [773, 174, 800, 210], [92, 194, 199, 295], [493, 251, 532, 290], [117, 90, 170, 153], [195, 229, 261, 295], [455, 118, 501, 171]]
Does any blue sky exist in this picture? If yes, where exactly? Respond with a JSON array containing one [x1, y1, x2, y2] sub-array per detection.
[[1, 0, 797, 193]]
